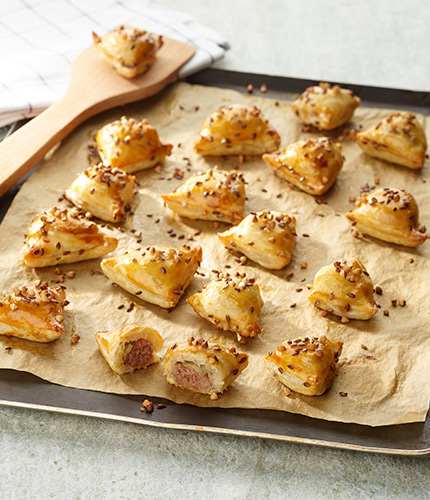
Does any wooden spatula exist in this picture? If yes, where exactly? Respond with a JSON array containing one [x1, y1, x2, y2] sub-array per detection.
[[0, 36, 195, 198]]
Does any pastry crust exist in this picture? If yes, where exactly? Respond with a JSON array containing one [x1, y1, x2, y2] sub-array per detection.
[[291, 82, 361, 130], [163, 337, 249, 395], [0, 282, 67, 343], [262, 137, 344, 195], [94, 324, 164, 375], [187, 272, 264, 342], [308, 257, 378, 320], [356, 112, 427, 169], [92, 25, 163, 78], [23, 206, 118, 268], [218, 210, 296, 270], [265, 335, 343, 396], [95, 116, 173, 173], [65, 164, 135, 223], [194, 104, 281, 156], [100, 244, 202, 309], [345, 187, 428, 247], [161, 168, 246, 224]]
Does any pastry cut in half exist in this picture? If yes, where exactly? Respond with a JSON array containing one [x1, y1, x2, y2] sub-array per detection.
[[65, 164, 135, 223], [161, 168, 245, 224], [355, 112, 427, 169], [100, 244, 202, 309], [0, 282, 67, 343], [95, 116, 173, 173], [23, 206, 118, 268], [94, 324, 164, 375], [92, 25, 163, 78], [265, 335, 343, 396], [345, 187, 428, 247], [262, 137, 344, 195], [187, 272, 264, 342], [194, 104, 281, 156], [308, 257, 378, 320], [291, 82, 361, 130], [218, 210, 296, 270], [163, 338, 249, 395]]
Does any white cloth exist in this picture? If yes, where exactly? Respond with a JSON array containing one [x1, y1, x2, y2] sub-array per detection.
[[0, 0, 228, 127]]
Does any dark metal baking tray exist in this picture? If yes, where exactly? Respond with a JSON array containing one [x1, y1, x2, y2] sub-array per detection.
[[0, 68, 429, 455]]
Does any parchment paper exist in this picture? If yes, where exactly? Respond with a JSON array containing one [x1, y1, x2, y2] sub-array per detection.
[[0, 82, 429, 426]]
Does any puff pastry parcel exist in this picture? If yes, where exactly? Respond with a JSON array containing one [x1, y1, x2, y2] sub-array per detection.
[[308, 257, 378, 320], [65, 164, 135, 222], [291, 82, 361, 130], [356, 112, 427, 169], [101, 244, 202, 308], [0, 282, 67, 343], [92, 25, 163, 78], [161, 168, 246, 224], [23, 206, 118, 268], [218, 210, 296, 269], [94, 324, 164, 375], [163, 338, 249, 395], [188, 272, 264, 341], [194, 104, 281, 156], [262, 137, 344, 195], [95, 116, 173, 173], [265, 335, 343, 396], [345, 187, 428, 247]]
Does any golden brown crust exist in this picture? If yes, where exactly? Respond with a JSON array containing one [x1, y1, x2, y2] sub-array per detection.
[[345, 187, 428, 247], [194, 104, 281, 156], [291, 82, 361, 130], [262, 137, 344, 195]]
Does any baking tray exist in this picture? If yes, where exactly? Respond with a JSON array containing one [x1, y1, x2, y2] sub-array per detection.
[[0, 68, 429, 455]]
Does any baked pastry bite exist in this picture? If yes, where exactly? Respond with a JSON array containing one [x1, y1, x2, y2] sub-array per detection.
[[356, 112, 427, 169], [92, 25, 163, 78], [188, 272, 264, 342], [291, 82, 361, 130], [23, 206, 118, 268], [65, 164, 135, 223], [265, 335, 343, 396], [0, 281, 67, 343], [163, 337, 248, 395], [262, 137, 344, 195], [95, 116, 173, 173], [161, 168, 245, 224], [194, 104, 281, 156], [345, 187, 427, 247], [94, 324, 164, 375], [308, 257, 378, 321], [218, 210, 296, 270], [101, 244, 202, 309]]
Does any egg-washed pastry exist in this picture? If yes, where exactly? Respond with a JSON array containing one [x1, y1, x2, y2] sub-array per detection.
[[345, 187, 428, 247], [23, 206, 118, 268], [65, 164, 135, 223], [187, 272, 264, 342], [262, 137, 344, 196], [92, 25, 163, 78], [265, 335, 343, 396], [218, 210, 296, 270], [161, 168, 245, 224], [356, 112, 427, 169], [94, 324, 164, 375], [101, 244, 202, 309], [308, 257, 378, 320], [291, 82, 361, 130], [163, 337, 249, 395], [0, 281, 67, 343], [194, 104, 281, 156], [95, 116, 173, 173]]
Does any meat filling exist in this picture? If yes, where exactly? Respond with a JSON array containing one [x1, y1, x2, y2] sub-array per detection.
[[173, 362, 212, 391], [124, 338, 153, 368]]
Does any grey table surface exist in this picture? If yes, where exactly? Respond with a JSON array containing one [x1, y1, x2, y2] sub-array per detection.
[[2, 1, 430, 499]]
